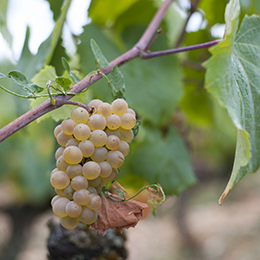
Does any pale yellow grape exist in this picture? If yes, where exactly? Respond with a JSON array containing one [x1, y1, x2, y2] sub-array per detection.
[[52, 197, 70, 217], [100, 168, 118, 185], [106, 114, 121, 130], [88, 177, 101, 187], [73, 124, 91, 141], [119, 128, 134, 142], [87, 186, 98, 194], [106, 150, 124, 168], [105, 128, 120, 138], [73, 189, 91, 205], [90, 147, 108, 162], [66, 164, 82, 179], [90, 130, 107, 147], [56, 131, 72, 147], [56, 155, 69, 171], [88, 99, 103, 110], [61, 216, 79, 229], [118, 140, 130, 156], [51, 168, 59, 175], [65, 201, 82, 218], [63, 185, 74, 200], [55, 147, 65, 160], [88, 114, 106, 130], [70, 107, 89, 124], [50, 170, 70, 189], [98, 161, 112, 178], [55, 188, 65, 197], [106, 135, 120, 150], [127, 108, 136, 117], [87, 194, 102, 210], [120, 113, 136, 130], [78, 140, 95, 157], [78, 207, 95, 224], [61, 119, 77, 135], [97, 102, 112, 118], [51, 195, 62, 206], [71, 175, 88, 190], [112, 98, 128, 116], [65, 138, 79, 147], [63, 146, 83, 165], [54, 124, 62, 138], [82, 161, 101, 180]]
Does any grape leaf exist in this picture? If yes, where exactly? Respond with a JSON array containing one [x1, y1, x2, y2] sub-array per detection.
[[203, 0, 260, 203], [61, 57, 80, 83], [110, 64, 126, 98], [30, 66, 87, 122], [0, 73, 6, 79], [90, 39, 110, 68], [55, 76, 72, 91], [0, 0, 12, 45], [119, 125, 197, 196]]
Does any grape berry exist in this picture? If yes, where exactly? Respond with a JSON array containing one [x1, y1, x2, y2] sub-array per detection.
[[50, 99, 136, 229]]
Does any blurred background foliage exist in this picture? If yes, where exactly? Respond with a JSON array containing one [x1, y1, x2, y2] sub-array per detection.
[[0, 0, 258, 207]]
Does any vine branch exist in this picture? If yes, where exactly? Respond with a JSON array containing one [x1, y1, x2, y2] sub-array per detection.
[[0, 0, 220, 142]]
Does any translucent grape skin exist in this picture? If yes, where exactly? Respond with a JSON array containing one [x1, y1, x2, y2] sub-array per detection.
[[106, 114, 121, 130], [63, 185, 74, 199], [88, 176, 101, 187], [73, 124, 91, 141], [73, 189, 91, 205], [106, 135, 120, 150], [88, 114, 106, 130], [61, 216, 79, 229], [118, 140, 130, 156], [52, 197, 70, 217], [71, 175, 88, 190], [61, 119, 77, 135], [106, 150, 125, 168], [120, 113, 136, 130], [56, 155, 69, 171], [56, 131, 72, 147], [78, 140, 95, 157], [55, 147, 64, 160], [111, 98, 128, 116], [87, 194, 102, 210], [119, 128, 134, 143], [66, 164, 82, 179], [65, 201, 82, 218], [90, 130, 107, 147], [88, 99, 103, 110], [82, 161, 101, 180], [65, 138, 79, 147], [51, 195, 62, 206], [90, 147, 108, 162], [54, 124, 62, 138], [70, 107, 89, 124], [63, 146, 83, 165], [97, 102, 112, 118], [50, 170, 70, 189], [78, 207, 95, 224], [98, 161, 112, 178]]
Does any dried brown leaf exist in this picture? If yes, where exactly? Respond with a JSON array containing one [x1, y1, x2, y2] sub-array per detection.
[[90, 193, 148, 234]]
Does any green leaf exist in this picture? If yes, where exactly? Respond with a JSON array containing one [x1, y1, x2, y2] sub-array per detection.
[[88, 0, 139, 26], [110, 64, 125, 97], [0, 0, 12, 45], [0, 73, 6, 79], [119, 125, 197, 195], [199, 0, 227, 26], [204, 0, 260, 202], [29, 83, 44, 93], [55, 76, 72, 91], [8, 70, 28, 86], [62, 57, 80, 83], [47, 0, 64, 20], [90, 39, 110, 68], [30, 66, 88, 122]]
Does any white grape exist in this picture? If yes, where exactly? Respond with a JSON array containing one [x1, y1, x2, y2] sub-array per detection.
[[106, 135, 120, 150], [88, 176, 101, 187], [71, 175, 88, 190], [90, 147, 108, 162], [78, 140, 95, 157], [73, 189, 91, 205], [98, 161, 112, 178], [111, 98, 128, 116], [61, 118, 77, 135], [119, 128, 134, 142], [65, 201, 82, 218], [61, 216, 79, 229], [56, 155, 69, 171], [55, 188, 65, 197], [106, 114, 121, 130], [118, 140, 130, 156], [126, 108, 136, 117], [82, 161, 101, 180], [63, 146, 83, 165], [78, 207, 95, 224], [105, 128, 120, 138], [55, 147, 64, 160], [70, 107, 89, 124], [88, 114, 106, 130], [90, 130, 107, 147], [54, 124, 62, 138], [120, 113, 136, 130], [87, 194, 102, 210], [87, 186, 98, 194], [73, 123, 91, 141], [52, 197, 70, 217], [66, 164, 82, 179], [63, 185, 74, 200], [51, 195, 62, 206], [65, 138, 79, 147], [96, 102, 112, 118], [56, 131, 72, 147], [50, 170, 70, 189], [88, 99, 103, 110], [106, 150, 124, 168]]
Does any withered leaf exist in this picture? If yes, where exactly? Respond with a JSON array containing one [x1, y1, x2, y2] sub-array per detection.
[[90, 193, 148, 234]]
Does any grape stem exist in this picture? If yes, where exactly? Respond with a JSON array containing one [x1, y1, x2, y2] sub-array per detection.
[[0, 0, 220, 142]]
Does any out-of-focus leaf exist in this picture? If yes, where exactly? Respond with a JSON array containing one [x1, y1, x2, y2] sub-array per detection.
[[119, 125, 197, 195], [47, 0, 64, 20], [55, 76, 72, 91], [90, 39, 110, 68], [88, 0, 139, 26], [61, 57, 80, 83], [199, 0, 227, 26], [0, 0, 12, 45], [31, 66, 87, 122], [8, 71, 28, 86], [0, 73, 6, 79], [204, 0, 260, 203], [110, 64, 125, 98]]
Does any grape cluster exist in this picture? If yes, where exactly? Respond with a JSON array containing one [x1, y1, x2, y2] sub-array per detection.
[[50, 98, 136, 229]]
